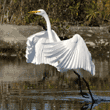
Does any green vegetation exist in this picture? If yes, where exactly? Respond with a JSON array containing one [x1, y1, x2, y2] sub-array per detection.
[[84, 0, 101, 25], [0, 0, 109, 60], [0, 0, 109, 26]]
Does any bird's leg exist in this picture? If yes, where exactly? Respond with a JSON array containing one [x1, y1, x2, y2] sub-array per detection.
[[76, 73, 83, 94], [42, 72, 48, 81], [73, 70, 95, 103], [73, 70, 84, 95], [82, 77, 95, 103]]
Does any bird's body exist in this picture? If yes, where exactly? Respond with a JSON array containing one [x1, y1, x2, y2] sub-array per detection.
[[26, 9, 60, 67], [43, 34, 95, 76], [26, 9, 95, 76], [26, 9, 96, 103], [25, 30, 60, 67]]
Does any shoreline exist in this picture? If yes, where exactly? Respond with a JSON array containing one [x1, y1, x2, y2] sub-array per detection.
[[0, 23, 109, 37], [0, 24, 109, 58]]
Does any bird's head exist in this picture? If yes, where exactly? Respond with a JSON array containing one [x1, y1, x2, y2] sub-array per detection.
[[28, 9, 46, 17]]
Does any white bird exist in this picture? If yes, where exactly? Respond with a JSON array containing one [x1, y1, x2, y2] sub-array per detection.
[[43, 34, 95, 76], [25, 9, 60, 67], [26, 9, 95, 103]]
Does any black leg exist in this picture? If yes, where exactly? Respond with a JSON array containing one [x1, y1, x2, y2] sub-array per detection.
[[77, 73, 83, 94], [39, 72, 48, 82], [74, 70, 88, 98], [73, 70, 84, 94], [43, 72, 47, 81], [73, 70, 95, 103], [82, 77, 95, 103]]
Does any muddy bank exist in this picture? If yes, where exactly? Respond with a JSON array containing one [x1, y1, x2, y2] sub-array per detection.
[[0, 24, 109, 57], [0, 24, 110, 43]]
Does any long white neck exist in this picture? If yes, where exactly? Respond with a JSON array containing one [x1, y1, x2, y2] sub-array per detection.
[[43, 14, 54, 42]]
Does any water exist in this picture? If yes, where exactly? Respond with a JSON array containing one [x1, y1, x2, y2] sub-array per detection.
[[1, 90, 110, 110], [0, 56, 109, 82], [0, 56, 110, 109]]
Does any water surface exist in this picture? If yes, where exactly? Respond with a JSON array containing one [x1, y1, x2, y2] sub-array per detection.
[[0, 56, 110, 110]]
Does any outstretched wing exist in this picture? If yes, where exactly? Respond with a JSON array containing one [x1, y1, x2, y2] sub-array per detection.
[[25, 30, 60, 68], [25, 30, 47, 63], [43, 34, 95, 76]]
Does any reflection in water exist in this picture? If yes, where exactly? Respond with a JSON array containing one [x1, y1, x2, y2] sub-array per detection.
[[0, 56, 109, 82], [1, 91, 110, 110], [0, 56, 46, 82], [94, 57, 109, 78], [44, 102, 51, 110], [0, 56, 110, 109]]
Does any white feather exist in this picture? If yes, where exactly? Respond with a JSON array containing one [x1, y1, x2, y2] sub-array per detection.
[[26, 9, 95, 77], [25, 30, 60, 68], [43, 34, 95, 76]]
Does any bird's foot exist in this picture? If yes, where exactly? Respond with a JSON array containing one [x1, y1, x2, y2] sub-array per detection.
[[80, 92, 96, 103], [80, 92, 90, 98]]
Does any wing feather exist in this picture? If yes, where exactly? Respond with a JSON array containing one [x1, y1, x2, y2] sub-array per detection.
[[60, 48, 72, 69], [25, 30, 60, 68], [69, 47, 76, 69], [57, 49, 69, 68], [44, 45, 65, 55], [44, 46, 66, 58], [66, 47, 75, 69], [43, 34, 95, 76], [51, 48, 69, 63], [72, 48, 78, 68]]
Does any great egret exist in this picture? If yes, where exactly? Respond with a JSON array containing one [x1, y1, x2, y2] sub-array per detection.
[[26, 9, 95, 103], [26, 9, 60, 67]]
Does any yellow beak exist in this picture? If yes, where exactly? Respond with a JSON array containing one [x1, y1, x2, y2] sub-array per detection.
[[28, 11, 40, 14]]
